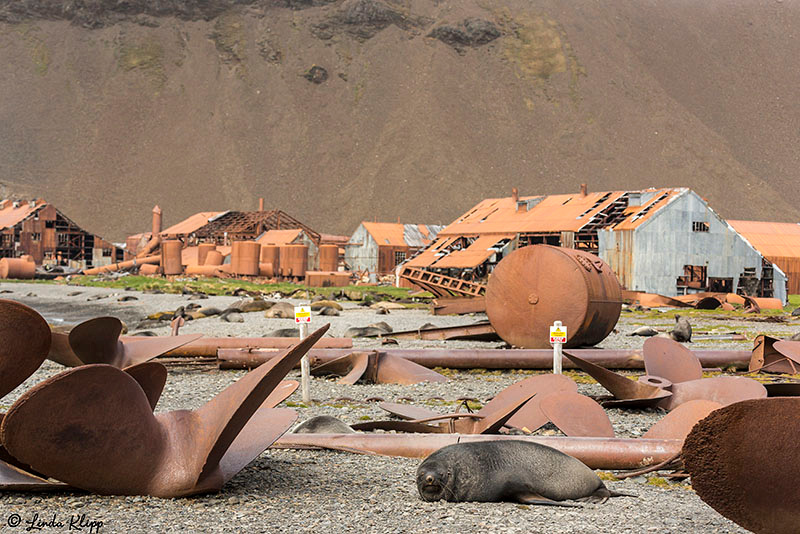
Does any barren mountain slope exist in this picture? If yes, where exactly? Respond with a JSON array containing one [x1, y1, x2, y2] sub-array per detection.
[[0, 0, 797, 240]]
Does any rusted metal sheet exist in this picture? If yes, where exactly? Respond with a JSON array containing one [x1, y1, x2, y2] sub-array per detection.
[[538, 392, 615, 437], [486, 245, 622, 349], [432, 297, 486, 316], [683, 398, 800, 534], [622, 290, 692, 308], [430, 234, 513, 269], [0, 325, 328, 496], [0, 300, 51, 398], [659, 376, 766, 411], [219, 347, 752, 370], [0, 459, 68, 491], [273, 434, 683, 469], [749, 335, 800, 374], [311, 352, 447, 385], [642, 400, 722, 441], [642, 337, 703, 384]]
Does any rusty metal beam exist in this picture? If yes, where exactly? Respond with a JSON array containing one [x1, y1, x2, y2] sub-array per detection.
[[272, 434, 682, 470], [218, 347, 752, 370], [432, 297, 486, 316], [362, 321, 499, 342], [163, 337, 352, 358]]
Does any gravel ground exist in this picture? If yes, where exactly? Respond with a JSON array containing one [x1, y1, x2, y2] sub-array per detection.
[[2, 281, 794, 533]]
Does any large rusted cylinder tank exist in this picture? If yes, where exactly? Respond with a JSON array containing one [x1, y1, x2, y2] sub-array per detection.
[[318, 244, 339, 272], [0, 258, 35, 279], [197, 244, 217, 266], [205, 250, 224, 266], [161, 240, 184, 275], [280, 244, 308, 278], [486, 245, 622, 349], [259, 262, 274, 278], [260, 245, 280, 274], [231, 241, 261, 276], [139, 264, 161, 275]]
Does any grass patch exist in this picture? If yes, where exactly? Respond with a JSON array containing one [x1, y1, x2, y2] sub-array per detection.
[[117, 39, 166, 87], [597, 471, 619, 482]]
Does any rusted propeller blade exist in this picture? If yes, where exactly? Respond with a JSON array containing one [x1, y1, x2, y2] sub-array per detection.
[[750, 335, 799, 374], [564, 352, 671, 407], [264, 380, 299, 408], [378, 402, 444, 421], [642, 400, 722, 441], [637, 375, 673, 389], [372, 353, 447, 385], [0, 300, 51, 398], [312, 352, 447, 385], [538, 392, 615, 437], [0, 459, 68, 491], [771, 340, 800, 372], [1, 324, 329, 497], [311, 352, 370, 385], [48, 331, 83, 367], [659, 376, 766, 411], [502, 374, 578, 433], [683, 398, 800, 534], [69, 316, 202, 369], [124, 362, 168, 411], [643, 337, 702, 383]]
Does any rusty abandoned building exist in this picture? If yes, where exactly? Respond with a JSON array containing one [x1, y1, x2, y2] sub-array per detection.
[[400, 187, 788, 303], [0, 198, 123, 269], [346, 222, 443, 280], [728, 220, 800, 295]]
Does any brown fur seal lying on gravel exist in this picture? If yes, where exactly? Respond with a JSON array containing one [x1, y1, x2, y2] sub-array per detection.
[[417, 441, 633, 505]]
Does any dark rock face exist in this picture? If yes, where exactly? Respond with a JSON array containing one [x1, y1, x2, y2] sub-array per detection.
[[428, 18, 500, 51], [304, 65, 329, 83], [0, 0, 334, 27], [311, 0, 432, 40]]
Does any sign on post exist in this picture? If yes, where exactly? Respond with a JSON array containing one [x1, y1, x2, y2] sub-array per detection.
[[549, 321, 567, 375], [294, 305, 311, 403]]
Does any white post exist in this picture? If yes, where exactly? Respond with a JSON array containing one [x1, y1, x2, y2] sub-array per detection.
[[300, 321, 310, 403], [552, 320, 563, 375]]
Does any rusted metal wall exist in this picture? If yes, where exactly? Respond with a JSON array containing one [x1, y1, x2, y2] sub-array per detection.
[[599, 229, 634, 290], [767, 256, 800, 294], [600, 191, 788, 303]]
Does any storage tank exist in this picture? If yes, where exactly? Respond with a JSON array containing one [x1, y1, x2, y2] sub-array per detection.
[[205, 250, 224, 266], [485, 245, 622, 349], [318, 244, 339, 272], [280, 244, 308, 279], [260, 245, 280, 275], [161, 240, 183, 275], [259, 262, 274, 278], [139, 264, 161, 275], [0, 258, 35, 279], [197, 243, 217, 266], [231, 241, 261, 276]]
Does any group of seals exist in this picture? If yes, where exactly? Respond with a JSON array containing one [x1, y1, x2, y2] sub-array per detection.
[[416, 441, 632, 505]]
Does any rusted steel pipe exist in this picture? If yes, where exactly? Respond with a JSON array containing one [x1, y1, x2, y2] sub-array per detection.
[[136, 235, 161, 258], [272, 434, 683, 469], [163, 338, 353, 358], [218, 348, 751, 370], [83, 255, 160, 275]]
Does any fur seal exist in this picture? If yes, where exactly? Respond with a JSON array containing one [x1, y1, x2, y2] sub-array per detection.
[[628, 326, 659, 337], [670, 314, 692, 342], [293, 415, 354, 434], [417, 441, 631, 505]]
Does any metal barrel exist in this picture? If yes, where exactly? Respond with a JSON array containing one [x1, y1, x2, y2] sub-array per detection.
[[231, 241, 261, 276]]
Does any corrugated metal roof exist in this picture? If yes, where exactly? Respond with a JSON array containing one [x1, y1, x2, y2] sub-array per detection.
[[256, 229, 303, 245], [405, 236, 456, 268], [161, 212, 223, 236], [728, 220, 800, 259], [362, 222, 443, 248], [0, 199, 46, 229], [431, 234, 513, 268], [438, 188, 683, 236]]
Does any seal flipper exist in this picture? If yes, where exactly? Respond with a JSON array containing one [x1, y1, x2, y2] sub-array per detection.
[[516, 493, 581, 507], [576, 487, 637, 504]]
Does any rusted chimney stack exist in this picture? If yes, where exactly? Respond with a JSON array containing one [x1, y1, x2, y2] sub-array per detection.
[[511, 187, 519, 203], [580, 183, 588, 197], [152, 205, 162, 236], [258, 197, 265, 211]]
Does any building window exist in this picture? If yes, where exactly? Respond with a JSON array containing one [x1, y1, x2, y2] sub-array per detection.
[[102, 248, 112, 257], [692, 221, 709, 232], [31, 232, 41, 242], [45, 220, 55, 228], [394, 251, 406, 265]]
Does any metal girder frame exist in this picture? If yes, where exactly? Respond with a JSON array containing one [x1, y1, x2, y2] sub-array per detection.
[[398, 266, 486, 297], [194, 210, 321, 245]]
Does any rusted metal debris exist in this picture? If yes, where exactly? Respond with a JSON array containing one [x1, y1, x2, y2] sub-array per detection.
[[398, 265, 486, 298], [360, 321, 499, 342], [311, 351, 447, 385], [220, 347, 753, 370], [486, 245, 622, 349], [0, 325, 329, 496], [48, 316, 202, 369], [750, 335, 800, 374], [538, 392, 615, 438], [432, 296, 486, 316], [165, 336, 352, 358], [682, 398, 800, 534], [642, 400, 722, 441], [658, 376, 766, 411], [272, 433, 683, 470]]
